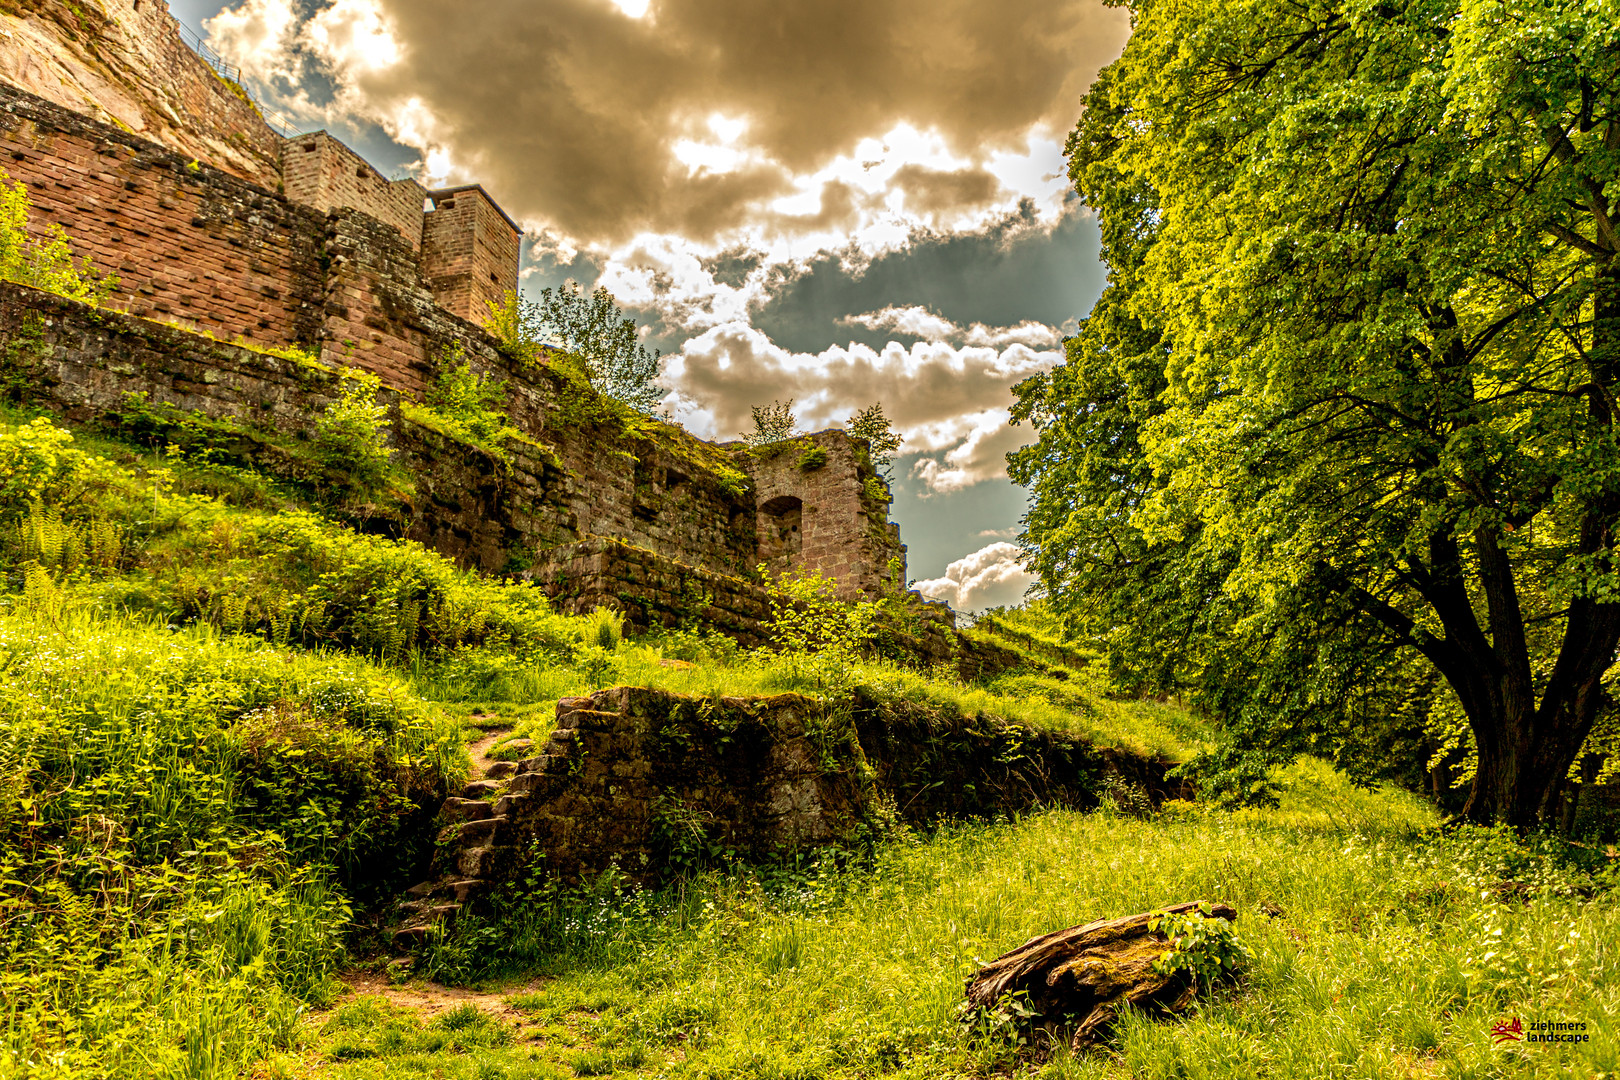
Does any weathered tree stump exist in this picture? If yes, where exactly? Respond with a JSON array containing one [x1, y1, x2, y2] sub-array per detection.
[[963, 901, 1238, 1048]]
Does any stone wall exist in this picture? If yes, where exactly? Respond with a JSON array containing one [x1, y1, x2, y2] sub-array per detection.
[[532, 538, 774, 644], [403, 685, 1188, 922], [0, 83, 325, 348], [421, 186, 522, 323], [0, 0, 283, 188], [0, 282, 775, 584], [281, 132, 427, 250], [747, 429, 907, 599]]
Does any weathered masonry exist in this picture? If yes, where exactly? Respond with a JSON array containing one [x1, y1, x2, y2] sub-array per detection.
[[0, 0, 920, 620]]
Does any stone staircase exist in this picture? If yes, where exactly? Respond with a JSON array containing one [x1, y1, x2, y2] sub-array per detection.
[[392, 698, 591, 946]]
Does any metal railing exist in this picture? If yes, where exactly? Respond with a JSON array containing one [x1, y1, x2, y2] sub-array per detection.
[[174, 17, 304, 138]]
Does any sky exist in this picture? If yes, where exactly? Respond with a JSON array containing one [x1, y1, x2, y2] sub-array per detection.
[[168, 0, 1124, 610]]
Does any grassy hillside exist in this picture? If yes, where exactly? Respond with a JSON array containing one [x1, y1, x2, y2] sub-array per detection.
[[1, 408, 1615, 1080]]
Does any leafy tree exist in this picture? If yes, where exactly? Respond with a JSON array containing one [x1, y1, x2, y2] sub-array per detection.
[[484, 284, 664, 414], [1010, 0, 1620, 826], [744, 400, 798, 446], [846, 402, 904, 482]]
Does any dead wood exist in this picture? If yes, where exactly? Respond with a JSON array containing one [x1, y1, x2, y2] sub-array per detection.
[[963, 900, 1238, 1048]]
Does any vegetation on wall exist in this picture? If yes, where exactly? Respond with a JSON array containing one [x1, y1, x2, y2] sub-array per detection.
[[0, 169, 114, 306], [484, 284, 663, 414], [743, 398, 798, 446]]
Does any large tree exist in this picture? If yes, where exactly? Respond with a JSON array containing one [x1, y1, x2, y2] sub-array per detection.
[[1010, 0, 1620, 825]]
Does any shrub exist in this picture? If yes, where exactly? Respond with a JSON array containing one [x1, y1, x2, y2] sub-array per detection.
[[797, 443, 828, 471], [0, 169, 115, 305], [743, 400, 798, 446], [314, 367, 392, 488], [416, 349, 521, 460]]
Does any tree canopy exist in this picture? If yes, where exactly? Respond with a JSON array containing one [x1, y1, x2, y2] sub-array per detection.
[[485, 284, 664, 414], [1010, 0, 1620, 826]]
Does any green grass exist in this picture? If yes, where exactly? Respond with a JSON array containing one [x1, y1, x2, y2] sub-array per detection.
[[304, 784, 1617, 1079], [3, 413, 1616, 1080]]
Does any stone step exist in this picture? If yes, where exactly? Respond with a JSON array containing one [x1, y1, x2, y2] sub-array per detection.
[[484, 760, 517, 780], [454, 815, 509, 847], [440, 797, 493, 822], [493, 792, 528, 817], [459, 779, 505, 800], [399, 899, 463, 919], [457, 844, 516, 878]]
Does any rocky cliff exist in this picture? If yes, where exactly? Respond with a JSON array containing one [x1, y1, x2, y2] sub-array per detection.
[[0, 0, 282, 186]]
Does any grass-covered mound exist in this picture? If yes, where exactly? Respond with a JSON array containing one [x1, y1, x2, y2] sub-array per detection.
[[0, 607, 462, 1076]]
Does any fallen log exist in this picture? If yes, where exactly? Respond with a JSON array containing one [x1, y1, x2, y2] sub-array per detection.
[[963, 901, 1239, 1048]]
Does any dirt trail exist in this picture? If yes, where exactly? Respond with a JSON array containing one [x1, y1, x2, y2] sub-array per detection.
[[464, 717, 511, 781], [341, 971, 540, 1020]]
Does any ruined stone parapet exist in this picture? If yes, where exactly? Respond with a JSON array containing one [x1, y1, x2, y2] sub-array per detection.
[[746, 429, 907, 601], [395, 685, 1191, 940]]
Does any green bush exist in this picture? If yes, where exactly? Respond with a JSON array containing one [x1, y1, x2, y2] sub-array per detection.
[[314, 366, 392, 488], [413, 349, 522, 461]]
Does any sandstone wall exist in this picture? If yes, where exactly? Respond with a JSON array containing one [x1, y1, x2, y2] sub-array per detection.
[[0, 0, 283, 187], [0, 281, 763, 580], [421, 185, 521, 323], [0, 83, 324, 347], [407, 685, 1188, 915], [282, 132, 426, 250], [532, 537, 774, 644], [748, 429, 907, 599]]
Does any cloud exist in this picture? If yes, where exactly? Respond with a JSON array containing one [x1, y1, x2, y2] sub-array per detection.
[[206, 0, 1129, 246], [840, 305, 958, 342], [658, 323, 1057, 476], [910, 410, 1027, 494], [912, 542, 1033, 611]]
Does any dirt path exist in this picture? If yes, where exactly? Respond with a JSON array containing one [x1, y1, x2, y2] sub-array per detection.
[[464, 719, 511, 781], [341, 971, 540, 1021]]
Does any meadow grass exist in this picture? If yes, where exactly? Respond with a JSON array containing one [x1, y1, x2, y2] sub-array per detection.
[[4, 415, 1617, 1080], [293, 776, 1617, 1080]]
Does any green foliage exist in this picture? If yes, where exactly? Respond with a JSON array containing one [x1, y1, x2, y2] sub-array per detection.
[[1011, 0, 1620, 826], [484, 285, 664, 414], [796, 442, 828, 471], [762, 567, 878, 695], [314, 366, 392, 489], [0, 416, 120, 511], [743, 399, 797, 446], [0, 606, 460, 1074], [0, 168, 114, 305], [846, 402, 903, 482], [414, 347, 521, 461], [1148, 904, 1253, 989]]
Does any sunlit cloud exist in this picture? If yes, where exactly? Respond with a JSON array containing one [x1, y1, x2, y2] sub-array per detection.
[[912, 542, 1034, 610]]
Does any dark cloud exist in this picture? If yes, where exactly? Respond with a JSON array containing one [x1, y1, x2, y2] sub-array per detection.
[[228, 0, 1127, 243], [754, 199, 1102, 353], [700, 247, 765, 289], [893, 164, 1000, 217]]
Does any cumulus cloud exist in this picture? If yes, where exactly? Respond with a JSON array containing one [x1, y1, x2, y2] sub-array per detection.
[[206, 0, 1128, 246], [838, 307, 1064, 351], [840, 305, 958, 342], [658, 322, 1057, 478], [912, 542, 1034, 611], [910, 409, 1028, 494]]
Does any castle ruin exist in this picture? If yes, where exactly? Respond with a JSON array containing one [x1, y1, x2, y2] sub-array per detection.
[[0, 0, 936, 636]]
